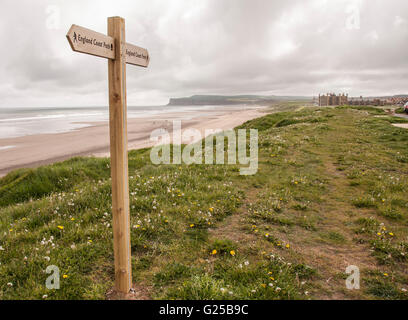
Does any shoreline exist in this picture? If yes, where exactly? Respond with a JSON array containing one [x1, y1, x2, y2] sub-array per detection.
[[0, 107, 265, 177]]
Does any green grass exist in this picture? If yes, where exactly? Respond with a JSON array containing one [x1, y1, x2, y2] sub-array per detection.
[[319, 231, 346, 244], [0, 157, 111, 207], [1, 104, 408, 300]]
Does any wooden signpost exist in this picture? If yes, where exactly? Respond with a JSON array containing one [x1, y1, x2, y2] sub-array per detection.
[[66, 17, 149, 294]]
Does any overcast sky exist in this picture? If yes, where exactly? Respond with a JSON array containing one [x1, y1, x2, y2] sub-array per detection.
[[0, 0, 407, 107]]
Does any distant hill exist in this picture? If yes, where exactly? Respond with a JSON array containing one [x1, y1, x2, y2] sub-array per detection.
[[167, 94, 312, 106]]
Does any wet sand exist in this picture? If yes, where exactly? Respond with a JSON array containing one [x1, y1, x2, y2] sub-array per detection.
[[0, 107, 264, 177]]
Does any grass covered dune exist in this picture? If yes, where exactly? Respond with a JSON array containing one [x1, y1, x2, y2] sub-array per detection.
[[1, 104, 408, 300]]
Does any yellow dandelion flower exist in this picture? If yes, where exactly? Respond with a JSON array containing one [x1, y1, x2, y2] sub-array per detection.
[[211, 249, 217, 255], [57, 226, 64, 230], [383, 273, 388, 277], [270, 277, 275, 281], [71, 218, 75, 221], [88, 240, 93, 243], [295, 181, 298, 185], [63, 274, 68, 279], [190, 224, 195, 228], [389, 232, 394, 236], [164, 220, 168, 223], [377, 232, 381, 236], [260, 284, 267, 288], [209, 208, 214, 212], [9, 229, 13, 232], [286, 244, 290, 249], [230, 250, 236, 256]]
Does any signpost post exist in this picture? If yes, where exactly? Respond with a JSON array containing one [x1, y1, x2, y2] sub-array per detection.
[[66, 16, 149, 294]]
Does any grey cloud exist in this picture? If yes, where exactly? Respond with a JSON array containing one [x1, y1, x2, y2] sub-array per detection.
[[0, 0, 407, 108]]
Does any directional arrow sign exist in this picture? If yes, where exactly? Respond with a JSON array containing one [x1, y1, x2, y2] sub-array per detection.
[[67, 24, 149, 67], [125, 43, 150, 67], [66, 25, 115, 59]]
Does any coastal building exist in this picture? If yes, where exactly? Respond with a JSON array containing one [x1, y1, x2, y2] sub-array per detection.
[[347, 96, 405, 106], [318, 93, 348, 106], [318, 93, 408, 106]]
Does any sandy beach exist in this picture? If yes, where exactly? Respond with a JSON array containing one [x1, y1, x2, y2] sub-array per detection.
[[0, 107, 264, 177]]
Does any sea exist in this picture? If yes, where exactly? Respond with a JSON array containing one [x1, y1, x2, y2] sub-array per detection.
[[0, 105, 256, 140]]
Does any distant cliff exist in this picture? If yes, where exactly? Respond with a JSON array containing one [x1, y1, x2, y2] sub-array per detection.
[[167, 95, 311, 106]]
